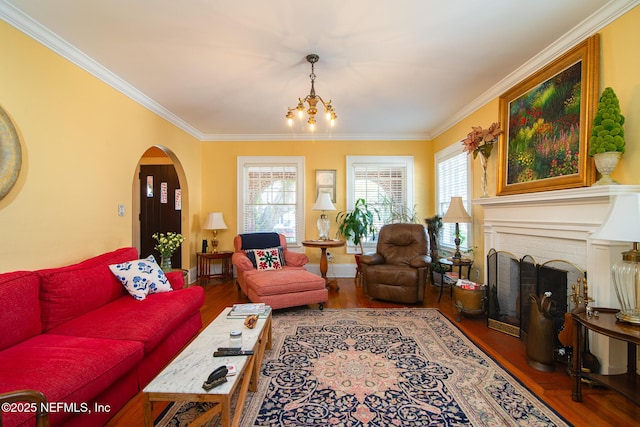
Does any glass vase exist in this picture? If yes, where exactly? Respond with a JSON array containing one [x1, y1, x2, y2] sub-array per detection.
[[160, 256, 172, 271], [479, 154, 489, 198]]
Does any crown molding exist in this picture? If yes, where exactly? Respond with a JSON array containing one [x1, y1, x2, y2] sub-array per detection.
[[430, 0, 640, 139], [0, 0, 205, 140], [3, 0, 638, 142], [199, 132, 430, 142]]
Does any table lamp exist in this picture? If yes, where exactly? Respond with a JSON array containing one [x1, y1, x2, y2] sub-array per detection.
[[590, 193, 640, 324], [442, 196, 472, 259], [203, 212, 228, 253], [312, 192, 336, 240]]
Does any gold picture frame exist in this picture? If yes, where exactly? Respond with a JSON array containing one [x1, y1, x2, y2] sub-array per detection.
[[315, 169, 336, 203], [497, 34, 599, 196]]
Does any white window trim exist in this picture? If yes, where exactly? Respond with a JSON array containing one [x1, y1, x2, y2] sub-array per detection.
[[434, 143, 473, 253], [236, 156, 305, 248], [345, 155, 414, 254]]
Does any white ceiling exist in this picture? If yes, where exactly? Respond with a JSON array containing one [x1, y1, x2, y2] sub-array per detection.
[[1, 0, 638, 141]]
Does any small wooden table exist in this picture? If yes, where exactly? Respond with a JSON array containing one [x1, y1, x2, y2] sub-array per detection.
[[197, 251, 233, 283], [571, 307, 640, 406], [302, 240, 345, 291], [435, 257, 473, 303], [143, 307, 272, 427]]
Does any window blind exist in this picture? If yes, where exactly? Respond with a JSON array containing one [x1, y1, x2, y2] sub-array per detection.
[[436, 150, 470, 250], [238, 157, 303, 244], [346, 156, 414, 252]]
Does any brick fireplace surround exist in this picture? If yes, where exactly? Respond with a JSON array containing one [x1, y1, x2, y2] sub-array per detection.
[[474, 185, 640, 374]]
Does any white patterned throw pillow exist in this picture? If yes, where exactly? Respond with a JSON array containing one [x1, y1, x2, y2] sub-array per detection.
[[109, 255, 173, 300]]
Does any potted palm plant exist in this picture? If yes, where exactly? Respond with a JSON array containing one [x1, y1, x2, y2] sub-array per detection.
[[379, 194, 419, 224]]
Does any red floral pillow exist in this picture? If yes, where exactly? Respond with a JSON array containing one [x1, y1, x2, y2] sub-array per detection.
[[245, 247, 284, 271]]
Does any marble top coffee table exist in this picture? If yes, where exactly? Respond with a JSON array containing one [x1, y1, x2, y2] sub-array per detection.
[[142, 306, 272, 427]]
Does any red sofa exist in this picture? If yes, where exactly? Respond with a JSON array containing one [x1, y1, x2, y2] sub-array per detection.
[[0, 247, 205, 427]]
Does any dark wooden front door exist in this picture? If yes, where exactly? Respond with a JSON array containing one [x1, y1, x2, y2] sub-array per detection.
[[139, 165, 182, 268]]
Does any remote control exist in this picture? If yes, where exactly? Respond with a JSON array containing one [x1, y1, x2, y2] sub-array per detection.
[[213, 349, 254, 357], [216, 347, 242, 352]]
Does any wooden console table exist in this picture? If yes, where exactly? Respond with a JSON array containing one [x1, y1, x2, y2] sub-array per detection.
[[571, 307, 640, 406], [197, 251, 233, 283]]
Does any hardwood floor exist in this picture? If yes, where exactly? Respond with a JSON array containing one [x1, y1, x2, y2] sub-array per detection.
[[107, 278, 639, 427]]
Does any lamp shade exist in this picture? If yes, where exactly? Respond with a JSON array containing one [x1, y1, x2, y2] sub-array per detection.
[[590, 193, 640, 243], [442, 197, 472, 223], [203, 212, 228, 230], [312, 192, 336, 211]]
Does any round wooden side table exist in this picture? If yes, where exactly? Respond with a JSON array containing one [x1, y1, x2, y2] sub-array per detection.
[[302, 240, 345, 291]]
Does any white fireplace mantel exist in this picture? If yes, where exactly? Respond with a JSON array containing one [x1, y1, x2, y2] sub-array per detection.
[[474, 185, 640, 373]]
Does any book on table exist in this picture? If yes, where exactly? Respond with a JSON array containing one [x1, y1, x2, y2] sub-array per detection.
[[455, 278, 486, 290], [227, 303, 267, 317]]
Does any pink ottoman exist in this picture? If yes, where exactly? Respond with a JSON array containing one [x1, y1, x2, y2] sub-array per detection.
[[242, 268, 327, 310], [232, 233, 328, 310]]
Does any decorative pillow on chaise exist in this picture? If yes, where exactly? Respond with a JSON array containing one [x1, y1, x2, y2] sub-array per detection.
[[245, 246, 285, 271]]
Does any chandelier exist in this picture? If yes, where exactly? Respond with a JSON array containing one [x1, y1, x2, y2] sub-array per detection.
[[286, 54, 337, 131]]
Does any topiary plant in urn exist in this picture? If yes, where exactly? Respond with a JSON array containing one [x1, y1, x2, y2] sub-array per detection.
[[588, 87, 625, 185]]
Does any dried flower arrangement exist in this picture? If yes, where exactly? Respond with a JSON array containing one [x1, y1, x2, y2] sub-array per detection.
[[461, 122, 503, 159]]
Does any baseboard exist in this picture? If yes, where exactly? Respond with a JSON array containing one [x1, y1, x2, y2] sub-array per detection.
[[306, 263, 357, 279], [188, 264, 357, 282]]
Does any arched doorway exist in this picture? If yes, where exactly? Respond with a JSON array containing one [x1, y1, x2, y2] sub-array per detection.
[[133, 146, 189, 270]]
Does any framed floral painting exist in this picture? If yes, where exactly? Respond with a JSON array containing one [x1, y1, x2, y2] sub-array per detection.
[[497, 34, 599, 196]]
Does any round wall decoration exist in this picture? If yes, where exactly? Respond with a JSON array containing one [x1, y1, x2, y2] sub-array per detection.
[[0, 105, 22, 200]]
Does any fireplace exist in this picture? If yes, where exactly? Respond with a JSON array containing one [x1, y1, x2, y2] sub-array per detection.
[[475, 185, 640, 374], [486, 249, 579, 344]]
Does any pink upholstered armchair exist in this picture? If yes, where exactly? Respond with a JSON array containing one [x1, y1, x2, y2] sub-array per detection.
[[232, 233, 328, 310]]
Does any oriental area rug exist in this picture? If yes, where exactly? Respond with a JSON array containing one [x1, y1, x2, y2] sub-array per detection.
[[155, 308, 570, 426]]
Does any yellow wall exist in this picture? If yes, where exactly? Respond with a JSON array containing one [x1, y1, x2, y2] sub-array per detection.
[[432, 5, 640, 279], [201, 140, 432, 265], [1, 5, 638, 275], [0, 21, 202, 271], [598, 5, 640, 184]]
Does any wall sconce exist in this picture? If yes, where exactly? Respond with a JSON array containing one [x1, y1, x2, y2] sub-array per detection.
[[312, 192, 336, 240], [203, 212, 228, 253], [442, 196, 472, 259]]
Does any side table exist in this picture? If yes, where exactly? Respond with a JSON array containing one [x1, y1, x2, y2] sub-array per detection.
[[435, 257, 473, 303], [302, 240, 345, 291], [197, 251, 233, 284], [571, 307, 640, 405]]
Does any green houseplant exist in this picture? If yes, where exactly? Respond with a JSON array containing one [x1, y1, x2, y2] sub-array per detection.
[[425, 214, 445, 284], [588, 87, 625, 185], [379, 194, 419, 224], [335, 198, 380, 254]]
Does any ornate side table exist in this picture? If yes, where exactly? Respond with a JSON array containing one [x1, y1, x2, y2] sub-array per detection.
[[197, 251, 233, 283]]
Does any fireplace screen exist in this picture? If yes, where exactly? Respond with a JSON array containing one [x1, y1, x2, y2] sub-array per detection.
[[487, 250, 521, 337], [487, 249, 585, 341]]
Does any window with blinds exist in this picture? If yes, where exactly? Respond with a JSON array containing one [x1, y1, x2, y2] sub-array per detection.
[[237, 157, 304, 245], [435, 145, 471, 251], [346, 156, 414, 252]]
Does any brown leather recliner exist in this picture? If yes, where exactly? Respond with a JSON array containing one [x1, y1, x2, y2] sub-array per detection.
[[360, 223, 431, 303]]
